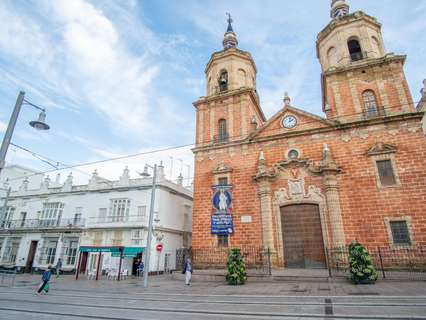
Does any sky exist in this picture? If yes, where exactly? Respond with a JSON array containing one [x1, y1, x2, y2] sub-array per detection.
[[0, 0, 425, 186]]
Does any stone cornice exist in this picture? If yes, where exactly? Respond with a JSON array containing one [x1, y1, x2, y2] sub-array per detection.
[[205, 48, 257, 74], [3, 183, 193, 202], [192, 112, 423, 153], [317, 11, 381, 46], [193, 87, 266, 122], [324, 54, 406, 76]]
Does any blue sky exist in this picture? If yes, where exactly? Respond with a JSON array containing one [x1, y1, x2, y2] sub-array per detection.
[[0, 0, 425, 184]]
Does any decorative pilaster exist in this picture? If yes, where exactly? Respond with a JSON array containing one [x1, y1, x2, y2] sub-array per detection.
[[253, 151, 277, 250], [320, 144, 345, 248]]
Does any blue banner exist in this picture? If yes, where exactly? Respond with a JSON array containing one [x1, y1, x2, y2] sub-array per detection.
[[211, 213, 234, 235]]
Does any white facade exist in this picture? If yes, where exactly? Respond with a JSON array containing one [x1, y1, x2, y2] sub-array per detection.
[[0, 165, 192, 275]]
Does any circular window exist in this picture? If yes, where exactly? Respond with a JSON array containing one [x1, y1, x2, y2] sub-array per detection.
[[288, 149, 299, 160]]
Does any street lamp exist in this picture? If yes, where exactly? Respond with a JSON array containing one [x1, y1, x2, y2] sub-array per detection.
[[0, 91, 50, 176], [142, 163, 158, 288]]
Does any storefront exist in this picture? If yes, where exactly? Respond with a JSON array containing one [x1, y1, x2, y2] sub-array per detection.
[[75, 246, 144, 281]]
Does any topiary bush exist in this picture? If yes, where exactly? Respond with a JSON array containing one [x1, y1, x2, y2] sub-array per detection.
[[348, 242, 379, 284], [226, 248, 247, 285]]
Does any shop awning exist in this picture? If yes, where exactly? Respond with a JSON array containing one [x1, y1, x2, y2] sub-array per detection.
[[79, 246, 144, 257], [111, 247, 145, 257], [79, 246, 122, 253]]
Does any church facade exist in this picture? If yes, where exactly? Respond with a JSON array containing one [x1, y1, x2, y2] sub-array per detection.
[[192, 1, 426, 268]]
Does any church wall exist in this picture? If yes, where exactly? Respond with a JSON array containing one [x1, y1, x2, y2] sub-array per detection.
[[192, 116, 426, 251]]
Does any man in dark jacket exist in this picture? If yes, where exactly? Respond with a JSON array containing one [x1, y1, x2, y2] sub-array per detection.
[[183, 258, 193, 286], [37, 265, 52, 294]]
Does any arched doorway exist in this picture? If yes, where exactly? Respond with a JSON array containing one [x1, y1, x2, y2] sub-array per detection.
[[280, 204, 326, 268]]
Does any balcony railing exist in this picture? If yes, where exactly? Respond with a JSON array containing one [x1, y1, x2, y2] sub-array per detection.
[[87, 215, 146, 226], [363, 107, 387, 120], [213, 134, 229, 144], [0, 218, 85, 230]]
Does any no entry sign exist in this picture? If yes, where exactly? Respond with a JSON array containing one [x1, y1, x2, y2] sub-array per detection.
[[156, 244, 163, 252]]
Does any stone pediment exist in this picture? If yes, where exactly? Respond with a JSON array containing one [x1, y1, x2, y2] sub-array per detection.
[[250, 106, 336, 140], [212, 162, 233, 174], [367, 142, 397, 156]]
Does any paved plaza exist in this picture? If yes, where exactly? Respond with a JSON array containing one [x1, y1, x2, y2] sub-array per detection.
[[0, 274, 426, 319]]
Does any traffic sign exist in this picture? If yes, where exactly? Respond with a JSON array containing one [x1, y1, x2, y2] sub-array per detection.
[[156, 244, 163, 252]]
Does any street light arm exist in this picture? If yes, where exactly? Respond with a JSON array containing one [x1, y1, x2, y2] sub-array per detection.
[[23, 99, 46, 112]]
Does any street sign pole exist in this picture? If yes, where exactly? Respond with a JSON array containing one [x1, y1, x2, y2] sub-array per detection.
[[143, 164, 157, 288]]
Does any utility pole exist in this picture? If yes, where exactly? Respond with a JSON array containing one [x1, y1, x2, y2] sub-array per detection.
[[0, 92, 25, 177], [0, 187, 11, 228], [143, 164, 157, 288]]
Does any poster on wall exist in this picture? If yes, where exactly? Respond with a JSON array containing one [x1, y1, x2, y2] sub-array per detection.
[[211, 185, 234, 235]]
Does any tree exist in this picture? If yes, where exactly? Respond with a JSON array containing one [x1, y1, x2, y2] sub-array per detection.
[[348, 242, 378, 284], [226, 248, 247, 285]]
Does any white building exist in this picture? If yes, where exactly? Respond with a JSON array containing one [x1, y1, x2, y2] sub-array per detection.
[[0, 164, 192, 276]]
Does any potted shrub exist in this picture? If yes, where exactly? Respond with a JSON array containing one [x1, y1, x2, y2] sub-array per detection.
[[348, 242, 378, 284], [226, 248, 247, 285]]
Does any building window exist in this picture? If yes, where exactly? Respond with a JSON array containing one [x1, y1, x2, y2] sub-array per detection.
[[363, 90, 379, 118], [39, 202, 64, 227], [218, 177, 228, 186], [390, 221, 411, 245], [376, 160, 396, 186], [74, 207, 82, 225], [131, 229, 144, 246], [39, 238, 58, 265], [2, 237, 21, 264], [2, 206, 15, 228], [183, 205, 191, 230], [109, 199, 130, 222], [218, 235, 228, 247], [63, 239, 79, 265], [19, 212, 27, 227], [137, 206, 147, 219], [218, 70, 228, 92], [288, 149, 300, 160], [348, 38, 363, 61], [112, 230, 123, 246], [218, 119, 228, 142]]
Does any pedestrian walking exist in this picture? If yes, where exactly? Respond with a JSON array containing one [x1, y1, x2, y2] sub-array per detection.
[[37, 265, 52, 294], [55, 258, 62, 278], [183, 258, 193, 286], [137, 261, 144, 277]]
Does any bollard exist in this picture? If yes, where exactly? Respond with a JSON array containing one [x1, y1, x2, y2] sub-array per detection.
[[378, 247, 386, 279]]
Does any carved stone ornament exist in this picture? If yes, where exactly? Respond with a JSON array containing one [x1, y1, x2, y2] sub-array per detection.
[[212, 161, 233, 175], [273, 185, 324, 204], [367, 142, 397, 156]]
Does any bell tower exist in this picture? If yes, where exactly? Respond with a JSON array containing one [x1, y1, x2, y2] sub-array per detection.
[[194, 14, 265, 147], [317, 0, 415, 122]]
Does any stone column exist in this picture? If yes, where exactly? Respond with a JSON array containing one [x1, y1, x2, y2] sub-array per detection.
[[320, 144, 345, 249], [323, 172, 345, 248], [253, 152, 276, 251], [258, 180, 275, 250]]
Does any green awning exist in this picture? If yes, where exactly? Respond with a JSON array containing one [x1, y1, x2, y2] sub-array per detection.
[[111, 247, 145, 257], [79, 246, 122, 253]]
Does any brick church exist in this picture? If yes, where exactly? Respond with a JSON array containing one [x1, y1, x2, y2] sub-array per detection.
[[192, 1, 426, 268]]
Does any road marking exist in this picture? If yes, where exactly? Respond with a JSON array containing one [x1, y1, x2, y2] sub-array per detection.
[[1, 291, 426, 307], [324, 298, 333, 316]]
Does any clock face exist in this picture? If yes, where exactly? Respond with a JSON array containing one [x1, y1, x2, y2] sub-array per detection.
[[282, 115, 297, 129]]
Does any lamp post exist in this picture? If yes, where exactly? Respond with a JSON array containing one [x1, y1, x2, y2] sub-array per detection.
[[0, 91, 50, 176], [0, 91, 50, 225], [142, 163, 157, 288]]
